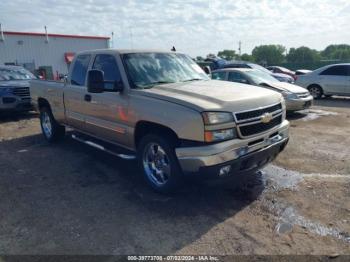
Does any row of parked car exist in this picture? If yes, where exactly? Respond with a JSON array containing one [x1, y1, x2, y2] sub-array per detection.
[[199, 59, 350, 108]]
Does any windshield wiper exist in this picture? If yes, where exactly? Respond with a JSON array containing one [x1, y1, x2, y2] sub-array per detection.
[[142, 81, 176, 88], [182, 78, 203, 82]]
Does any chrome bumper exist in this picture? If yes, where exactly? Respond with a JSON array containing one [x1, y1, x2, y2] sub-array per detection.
[[176, 120, 289, 173], [286, 95, 313, 111]]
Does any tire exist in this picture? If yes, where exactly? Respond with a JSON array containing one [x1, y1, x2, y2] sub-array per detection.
[[308, 85, 323, 99], [40, 107, 65, 142], [137, 134, 183, 194], [324, 94, 332, 98]]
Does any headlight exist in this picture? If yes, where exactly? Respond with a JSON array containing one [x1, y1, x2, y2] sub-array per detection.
[[204, 128, 236, 142], [202, 112, 234, 125], [282, 91, 298, 99], [0, 87, 13, 95]]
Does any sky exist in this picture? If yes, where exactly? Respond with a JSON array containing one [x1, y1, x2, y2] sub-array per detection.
[[0, 0, 349, 57]]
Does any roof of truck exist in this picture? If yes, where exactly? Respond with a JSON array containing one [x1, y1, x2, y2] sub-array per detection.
[[78, 49, 181, 55]]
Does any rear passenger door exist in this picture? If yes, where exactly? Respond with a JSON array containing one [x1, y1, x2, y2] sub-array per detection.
[[64, 54, 91, 130], [319, 65, 349, 94]]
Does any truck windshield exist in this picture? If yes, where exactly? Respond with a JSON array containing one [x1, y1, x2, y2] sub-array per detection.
[[123, 53, 209, 88], [0, 67, 36, 81]]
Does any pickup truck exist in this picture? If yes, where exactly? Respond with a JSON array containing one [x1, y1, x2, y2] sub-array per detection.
[[30, 49, 289, 193]]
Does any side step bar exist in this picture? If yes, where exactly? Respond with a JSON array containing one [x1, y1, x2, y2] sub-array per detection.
[[71, 134, 136, 160]]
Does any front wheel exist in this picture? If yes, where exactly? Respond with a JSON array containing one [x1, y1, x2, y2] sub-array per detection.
[[40, 107, 65, 142], [137, 134, 183, 194], [308, 85, 323, 99]]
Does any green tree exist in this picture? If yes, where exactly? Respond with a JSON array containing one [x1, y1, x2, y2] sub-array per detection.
[[321, 44, 350, 60], [286, 46, 321, 63], [251, 45, 286, 65], [240, 53, 254, 62], [217, 50, 238, 61], [196, 56, 205, 61]]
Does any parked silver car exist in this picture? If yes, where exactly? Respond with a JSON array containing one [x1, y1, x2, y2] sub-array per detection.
[[212, 68, 313, 112], [295, 63, 350, 99]]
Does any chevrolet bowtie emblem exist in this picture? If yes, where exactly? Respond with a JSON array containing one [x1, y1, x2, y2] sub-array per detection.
[[261, 112, 273, 123]]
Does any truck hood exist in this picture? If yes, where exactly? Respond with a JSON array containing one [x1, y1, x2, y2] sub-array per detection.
[[264, 81, 308, 94], [0, 80, 30, 88], [136, 80, 282, 112]]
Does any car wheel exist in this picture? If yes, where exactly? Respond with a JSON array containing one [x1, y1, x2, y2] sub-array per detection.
[[40, 107, 65, 142], [137, 134, 183, 193], [308, 85, 323, 99]]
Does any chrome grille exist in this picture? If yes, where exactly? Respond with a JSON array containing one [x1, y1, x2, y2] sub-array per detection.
[[297, 92, 309, 98], [13, 87, 30, 98], [234, 103, 283, 138]]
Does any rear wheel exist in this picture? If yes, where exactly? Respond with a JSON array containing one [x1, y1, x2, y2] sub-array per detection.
[[40, 107, 65, 142], [137, 134, 183, 193], [308, 85, 323, 99]]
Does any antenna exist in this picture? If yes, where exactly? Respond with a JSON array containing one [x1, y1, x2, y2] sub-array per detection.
[[44, 26, 49, 43], [0, 23, 4, 42]]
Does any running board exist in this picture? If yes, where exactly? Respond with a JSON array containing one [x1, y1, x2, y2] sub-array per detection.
[[71, 134, 136, 160]]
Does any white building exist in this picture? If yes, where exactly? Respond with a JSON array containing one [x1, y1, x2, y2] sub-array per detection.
[[0, 31, 110, 79]]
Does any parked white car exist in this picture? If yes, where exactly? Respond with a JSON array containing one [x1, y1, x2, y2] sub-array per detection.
[[212, 68, 313, 112], [295, 63, 350, 99]]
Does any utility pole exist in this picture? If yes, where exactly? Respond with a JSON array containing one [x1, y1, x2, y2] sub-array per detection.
[[0, 23, 4, 42], [110, 31, 114, 48], [238, 41, 242, 59], [44, 26, 49, 43], [129, 26, 134, 49]]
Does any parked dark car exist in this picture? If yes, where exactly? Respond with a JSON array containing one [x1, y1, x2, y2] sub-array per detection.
[[0, 66, 35, 112]]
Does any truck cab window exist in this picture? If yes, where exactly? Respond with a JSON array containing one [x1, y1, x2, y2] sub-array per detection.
[[92, 54, 122, 90], [71, 54, 91, 86]]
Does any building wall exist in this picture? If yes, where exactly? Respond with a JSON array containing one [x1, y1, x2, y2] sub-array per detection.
[[0, 34, 109, 76]]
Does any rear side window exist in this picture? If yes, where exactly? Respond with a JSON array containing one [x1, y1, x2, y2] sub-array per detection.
[[320, 65, 350, 76], [92, 54, 121, 90], [228, 72, 248, 83], [71, 54, 91, 86], [212, 71, 226, 80]]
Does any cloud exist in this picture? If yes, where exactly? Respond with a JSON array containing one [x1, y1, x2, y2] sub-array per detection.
[[0, 0, 349, 56]]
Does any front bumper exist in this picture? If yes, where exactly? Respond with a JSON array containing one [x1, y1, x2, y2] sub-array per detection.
[[0, 96, 32, 112], [176, 120, 289, 176], [286, 95, 313, 111]]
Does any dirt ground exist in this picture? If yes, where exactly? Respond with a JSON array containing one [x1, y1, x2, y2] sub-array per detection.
[[0, 97, 349, 255]]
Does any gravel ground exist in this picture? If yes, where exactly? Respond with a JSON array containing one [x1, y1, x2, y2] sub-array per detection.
[[0, 97, 349, 255]]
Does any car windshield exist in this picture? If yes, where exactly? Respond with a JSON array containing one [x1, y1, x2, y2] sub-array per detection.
[[246, 69, 279, 84], [0, 67, 36, 81], [123, 53, 209, 88], [249, 63, 273, 74]]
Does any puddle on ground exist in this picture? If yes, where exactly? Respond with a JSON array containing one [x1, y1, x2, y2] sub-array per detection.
[[260, 164, 350, 243], [299, 109, 338, 121], [261, 165, 304, 191]]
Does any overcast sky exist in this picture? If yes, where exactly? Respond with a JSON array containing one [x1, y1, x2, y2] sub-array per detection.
[[1, 0, 349, 57]]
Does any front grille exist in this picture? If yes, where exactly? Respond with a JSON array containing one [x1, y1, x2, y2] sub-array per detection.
[[240, 115, 282, 137], [235, 103, 282, 122], [297, 92, 309, 98], [13, 87, 30, 97]]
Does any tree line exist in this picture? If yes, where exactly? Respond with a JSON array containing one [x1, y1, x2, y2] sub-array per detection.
[[196, 44, 350, 65]]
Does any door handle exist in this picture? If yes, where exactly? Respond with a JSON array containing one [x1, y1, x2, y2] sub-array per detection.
[[84, 94, 92, 102]]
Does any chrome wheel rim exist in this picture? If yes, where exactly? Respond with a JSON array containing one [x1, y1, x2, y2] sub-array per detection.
[[309, 87, 321, 98], [143, 143, 171, 186], [41, 112, 52, 138]]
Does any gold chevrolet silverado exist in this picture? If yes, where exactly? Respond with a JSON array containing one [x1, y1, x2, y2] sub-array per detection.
[[30, 49, 289, 193]]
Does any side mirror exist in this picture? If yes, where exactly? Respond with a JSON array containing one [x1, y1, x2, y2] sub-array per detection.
[[87, 70, 104, 93], [203, 66, 211, 75]]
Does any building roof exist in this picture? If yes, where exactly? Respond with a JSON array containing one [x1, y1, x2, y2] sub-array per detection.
[[3, 31, 110, 40]]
